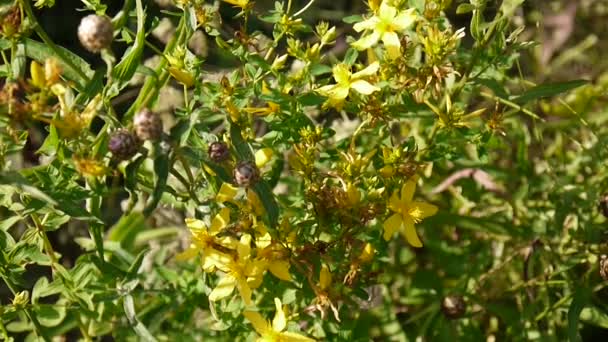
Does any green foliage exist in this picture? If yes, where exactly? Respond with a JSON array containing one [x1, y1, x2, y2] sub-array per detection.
[[1, 0, 608, 341]]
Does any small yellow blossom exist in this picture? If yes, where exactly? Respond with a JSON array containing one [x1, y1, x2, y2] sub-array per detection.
[[254, 227, 292, 282], [352, 1, 418, 59], [255, 148, 274, 168], [383, 179, 438, 247], [309, 264, 339, 321], [209, 234, 265, 306], [316, 62, 380, 107], [244, 298, 315, 342], [358, 243, 375, 264], [216, 182, 239, 204], [176, 208, 236, 272], [222, 0, 248, 7], [74, 156, 108, 178]]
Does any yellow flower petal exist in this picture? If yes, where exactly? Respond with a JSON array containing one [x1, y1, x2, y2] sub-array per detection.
[[168, 67, 195, 87], [383, 213, 402, 241], [359, 243, 375, 263], [209, 275, 236, 301], [209, 207, 231, 235], [332, 64, 351, 85], [30, 61, 45, 88], [243, 311, 269, 335], [411, 201, 438, 219], [236, 277, 253, 306], [401, 180, 416, 203], [379, 1, 397, 20], [268, 260, 292, 281], [319, 264, 332, 290], [255, 148, 274, 168], [351, 61, 380, 79], [238, 234, 252, 258], [353, 17, 380, 32], [393, 8, 417, 31], [381, 31, 401, 59], [174, 247, 198, 261], [272, 297, 287, 332], [216, 182, 239, 203], [352, 31, 381, 51], [387, 190, 404, 213], [350, 80, 380, 95], [280, 331, 316, 342], [402, 215, 423, 248], [326, 84, 350, 100]]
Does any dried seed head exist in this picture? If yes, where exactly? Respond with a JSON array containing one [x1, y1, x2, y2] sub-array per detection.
[[599, 194, 608, 218], [1, 6, 21, 38], [133, 108, 163, 141], [78, 14, 113, 53], [108, 129, 140, 161], [208, 141, 230, 163], [600, 255, 608, 281], [441, 295, 466, 319], [234, 161, 259, 187]]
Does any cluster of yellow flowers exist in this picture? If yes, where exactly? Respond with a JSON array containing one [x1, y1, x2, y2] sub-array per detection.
[[177, 0, 442, 338]]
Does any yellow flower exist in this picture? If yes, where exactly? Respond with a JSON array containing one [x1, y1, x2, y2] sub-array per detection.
[[209, 234, 265, 306], [176, 208, 236, 272], [73, 156, 108, 178], [216, 182, 240, 204], [316, 62, 380, 107], [255, 225, 292, 282], [383, 179, 438, 247], [244, 298, 315, 342], [352, 1, 418, 58], [222, 0, 249, 9], [255, 148, 274, 168]]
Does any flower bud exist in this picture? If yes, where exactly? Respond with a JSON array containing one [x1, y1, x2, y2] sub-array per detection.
[[12, 291, 29, 308], [234, 161, 259, 187], [78, 14, 113, 53], [133, 108, 163, 141], [1, 6, 21, 38], [441, 295, 466, 319], [208, 142, 230, 163], [108, 129, 140, 161]]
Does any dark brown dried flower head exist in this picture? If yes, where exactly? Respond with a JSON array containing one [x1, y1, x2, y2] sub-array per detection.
[[441, 295, 466, 319], [234, 160, 259, 187], [599, 194, 608, 218], [133, 108, 163, 141], [208, 141, 230, 163], [108, 129, 140, 161]]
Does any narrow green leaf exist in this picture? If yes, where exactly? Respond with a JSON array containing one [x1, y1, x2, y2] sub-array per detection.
[[568, 287, 590, 342], [513, 80, 588, 105], [143, 150, 170, 217], [112, 0, 146, 83]]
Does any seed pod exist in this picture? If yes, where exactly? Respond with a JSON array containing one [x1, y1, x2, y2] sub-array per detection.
[[600, 255, 608, 281], [234, 161, 259, 187], [441, 295, 466, 319], [208, 142, 230, 163], [108, 129, 140, 161], [1, 6, 21, 38], [78, 14, 113, 53], [133, 108, 162, 141], [599, 194, 608, 218]]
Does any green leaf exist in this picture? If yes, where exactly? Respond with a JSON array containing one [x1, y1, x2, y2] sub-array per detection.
[[35, 304, 66, 327], [108, 212, 146, 250], [512, 80, 588, 105], [568, 287, 590, 342], [112, 0, 146, 84], [456, 3, 475, 14], [0, 38, 94, 89], [580, 306, 608, 329], [143, 149, 170, 217], [252, 181, 279, 229], [230, 123, 254, 160]]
